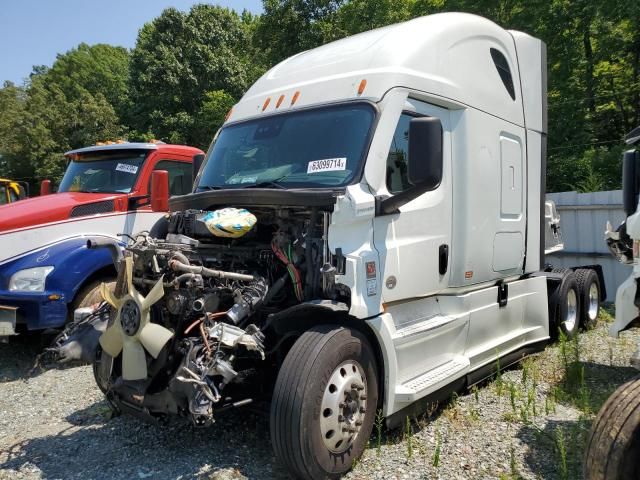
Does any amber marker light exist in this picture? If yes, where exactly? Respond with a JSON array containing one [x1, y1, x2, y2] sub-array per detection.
[[262, 97, 271, 111], [276, 95, 285, 108], [291, 91, 300, 105], [224, 107, 233, 121], [357, 79, 367, 95]]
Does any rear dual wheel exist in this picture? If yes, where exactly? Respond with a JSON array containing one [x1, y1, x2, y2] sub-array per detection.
[[270, 325, 378, 479], [551, 273, 581, 339], [574, 268, 601, 330]]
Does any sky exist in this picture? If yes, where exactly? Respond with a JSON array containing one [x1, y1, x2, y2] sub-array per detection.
[[0, 0, 264, 85]]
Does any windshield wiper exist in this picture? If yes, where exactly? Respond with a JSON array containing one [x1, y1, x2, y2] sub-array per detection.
[[241, 180, 287, 189], [196, 185, 224, 191]]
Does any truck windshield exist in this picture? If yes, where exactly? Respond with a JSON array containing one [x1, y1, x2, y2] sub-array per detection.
[[58, 151, 148, 193], [196, 103, 375, 190]]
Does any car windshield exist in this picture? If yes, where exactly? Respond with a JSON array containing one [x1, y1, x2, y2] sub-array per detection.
[[58, 151, 149, 193], [196, 103, 375, 190]]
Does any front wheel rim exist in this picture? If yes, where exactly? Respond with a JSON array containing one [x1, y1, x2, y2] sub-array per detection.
[[588, 283, 599, 320], [319, 361, 367, 454], [564, 288, 578, 332]]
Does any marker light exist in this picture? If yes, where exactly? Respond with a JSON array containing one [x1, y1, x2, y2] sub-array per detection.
[[291, 91, 300, 105], [276, 95, 285, 108], [224, 107, 233, 121], [262, 97, 271, 111], [357, 79, 367, 95]]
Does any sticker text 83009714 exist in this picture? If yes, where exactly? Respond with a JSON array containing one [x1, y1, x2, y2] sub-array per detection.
[[307, 157, 347, 174]]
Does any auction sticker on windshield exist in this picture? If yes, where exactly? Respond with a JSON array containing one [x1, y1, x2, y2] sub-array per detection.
[[307, 157, 347, 174], [115, 163, 139, 174]]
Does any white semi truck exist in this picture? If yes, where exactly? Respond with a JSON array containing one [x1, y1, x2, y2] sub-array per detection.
[[585, 126, 640, 480], [82, 13, 604, 479]]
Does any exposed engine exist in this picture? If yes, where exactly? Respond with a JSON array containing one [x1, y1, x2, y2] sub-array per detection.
[[92, 206, 347, 426]]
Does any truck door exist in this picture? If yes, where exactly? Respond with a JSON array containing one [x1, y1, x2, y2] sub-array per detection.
[[373, 99, 452, 302]]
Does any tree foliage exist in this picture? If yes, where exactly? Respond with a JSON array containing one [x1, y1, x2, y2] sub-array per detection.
[[128, 5, 251, 145], [1, 0, 638, 192]]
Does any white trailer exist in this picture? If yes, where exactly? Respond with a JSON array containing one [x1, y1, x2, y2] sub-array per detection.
[[83, 12, 604, 479]]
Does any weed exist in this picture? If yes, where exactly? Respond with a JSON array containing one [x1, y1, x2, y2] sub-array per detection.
[[502, 412, 518, 423], [374, 409, 384, 456], [521, 360, 529, 385], [559, 330, 569, 373], [472, 385, 479, 403], [510, 444, 518, 478], [405, 416, 413, 460], [468, 407, 480, 422], [432, 429, 441, 467], [571, 330, 581, 364], [555, 426, 568, 480], [509, 382, 518, 412], [608, 338, 614, 366], [528, 388, 536, 417], [578, 365, 591, 414], [519, 403, 528, 423]]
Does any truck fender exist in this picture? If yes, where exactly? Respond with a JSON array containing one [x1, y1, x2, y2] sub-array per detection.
[[264, 301, 392, 414], [32, 237, 118, 305]]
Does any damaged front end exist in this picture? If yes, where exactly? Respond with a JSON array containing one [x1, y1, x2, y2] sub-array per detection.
[[85, 206, 345, 426]]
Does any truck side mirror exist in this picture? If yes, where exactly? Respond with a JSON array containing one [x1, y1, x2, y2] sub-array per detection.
[[40, 179, 51, 196], [378, 117, 444, 216], [408, 117, 443, 189], [150, 170, 170, 212], [622, 150, 640, 216], [193, 153, 205, 185]]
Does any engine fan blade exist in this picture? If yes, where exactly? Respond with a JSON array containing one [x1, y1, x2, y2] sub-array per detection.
[[124, 256, 134, 296], [141, 275, 165, 311], [99, 318, 124, 357], [100, 282, 122, 309], [138, 322, 174, 358], [121, 338, 148, 380]]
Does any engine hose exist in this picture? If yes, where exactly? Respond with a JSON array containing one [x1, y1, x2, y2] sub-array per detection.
[[169, 259, 254, 282], [170, 251, 190, 266]]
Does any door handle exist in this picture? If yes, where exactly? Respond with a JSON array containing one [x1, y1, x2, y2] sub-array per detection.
[[439, 244, 449, 275]]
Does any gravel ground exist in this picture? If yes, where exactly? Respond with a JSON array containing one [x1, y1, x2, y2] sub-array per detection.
[[1, 310, 639, 480]]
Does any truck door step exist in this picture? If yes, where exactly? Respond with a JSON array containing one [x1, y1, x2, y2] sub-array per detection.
[[395, 355, 470, 402]]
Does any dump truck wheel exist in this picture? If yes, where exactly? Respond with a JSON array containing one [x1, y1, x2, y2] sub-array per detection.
[[270, 325, 378, 480], [584, 375, 640, 480], [575, 268, 601, 330], [551, 273, 581, 339]]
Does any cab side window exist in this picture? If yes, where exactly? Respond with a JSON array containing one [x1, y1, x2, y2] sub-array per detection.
[[152, 160, 192, 196], [0, 185, 7, 204], [386, 114, 413, 194]]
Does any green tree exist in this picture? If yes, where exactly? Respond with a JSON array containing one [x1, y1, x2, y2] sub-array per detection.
[[129, 5, 252, 146], [255, 0, 346, 65], [43, 43, 130, 119]]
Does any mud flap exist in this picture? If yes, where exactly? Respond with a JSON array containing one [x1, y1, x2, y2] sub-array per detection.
[[610, 274, 640, 337]]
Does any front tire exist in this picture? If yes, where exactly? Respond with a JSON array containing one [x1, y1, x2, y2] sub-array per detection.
[[270, 325, 378, 479], [584, 376, 640, 480]]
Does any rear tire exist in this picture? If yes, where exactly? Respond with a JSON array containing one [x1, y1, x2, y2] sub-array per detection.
[[574, 268, 601, 330], [584, 376, 640, 480], [550, 273, 581, 339], [270, 325, 378, 480]]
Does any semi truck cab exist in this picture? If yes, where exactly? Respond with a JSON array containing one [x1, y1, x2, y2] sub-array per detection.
[[0, 142, 203, 337], [80, 13, 600, 479]]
